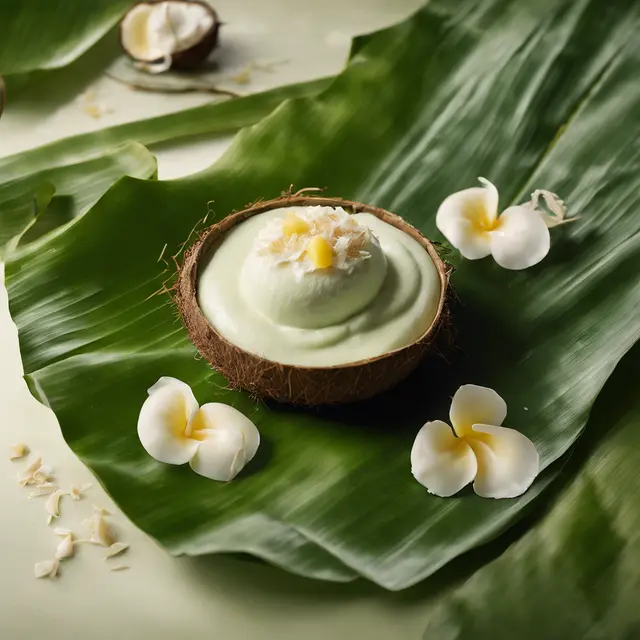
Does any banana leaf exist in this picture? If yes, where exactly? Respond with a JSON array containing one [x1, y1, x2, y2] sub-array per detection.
[[0, 142, 156, 253], [6, 0, 640, 590], [0, 78, 330, 252], [423, 345, 640, 638], [0, 0, 130, 76]]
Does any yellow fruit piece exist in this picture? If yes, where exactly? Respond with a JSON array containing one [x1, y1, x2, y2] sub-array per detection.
[[282, 213, 310, 236], [306, 235, 333, 269]]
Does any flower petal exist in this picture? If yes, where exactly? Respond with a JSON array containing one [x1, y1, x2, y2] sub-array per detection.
[[147, 376, 196, 398], [435, 178, 499, 260], [490, 205, 550, 270], [468, 424, 539, 499], [137, 377, 200, 464], [410, 420, 477, 497], [450, 384, 507, 437], [189, 403, 260, 481]]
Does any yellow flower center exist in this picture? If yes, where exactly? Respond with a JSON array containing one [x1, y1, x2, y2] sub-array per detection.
[[465, 201, 501, 233]]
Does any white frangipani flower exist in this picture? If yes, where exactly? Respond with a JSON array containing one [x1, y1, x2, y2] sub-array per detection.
[[436, 178, 571, 270], [137, 377, 260, 481], [411, 384, 539, 499]]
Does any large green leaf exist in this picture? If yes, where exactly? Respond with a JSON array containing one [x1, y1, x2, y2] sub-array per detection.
[[0, 0, 130, 76], [424, 345, 640, 638], [0, 78, 330, 252], [6, 0, 640, 590]]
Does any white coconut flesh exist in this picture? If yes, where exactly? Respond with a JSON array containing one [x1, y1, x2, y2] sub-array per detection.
[[197, 206, 442, 367], [121, 1, 215, 63]]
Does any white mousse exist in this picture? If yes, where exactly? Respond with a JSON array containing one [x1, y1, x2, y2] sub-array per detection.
[[197, 206, 441, 367]]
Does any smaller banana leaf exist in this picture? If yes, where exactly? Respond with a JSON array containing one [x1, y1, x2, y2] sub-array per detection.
[[0, 1, 130, 76], [0, 78, 330, 253]]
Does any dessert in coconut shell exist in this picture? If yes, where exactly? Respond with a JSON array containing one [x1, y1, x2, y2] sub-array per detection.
[[176, 195, 449, 406]]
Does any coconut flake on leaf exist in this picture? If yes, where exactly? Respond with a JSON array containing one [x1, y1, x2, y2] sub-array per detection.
[[411, 385, 539, 499], [137, 377, 260, 481], [436, 178, 574, 269], [120, 1, 219, 72]]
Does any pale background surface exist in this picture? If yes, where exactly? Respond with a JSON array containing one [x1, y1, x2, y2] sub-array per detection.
[[0, 1, 439, 639]]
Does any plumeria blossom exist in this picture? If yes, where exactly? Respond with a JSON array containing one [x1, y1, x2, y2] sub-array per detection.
[[137, 377, 260, 481], [436, 178, 573, 270], [411, 385, 539, 499]]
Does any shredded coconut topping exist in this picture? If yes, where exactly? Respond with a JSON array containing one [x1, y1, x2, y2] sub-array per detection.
[[253, 206, 374, 279]]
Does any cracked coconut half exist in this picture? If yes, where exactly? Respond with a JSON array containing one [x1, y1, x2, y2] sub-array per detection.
[[120, 0, 220, 72], [176, 195, 448, 405]]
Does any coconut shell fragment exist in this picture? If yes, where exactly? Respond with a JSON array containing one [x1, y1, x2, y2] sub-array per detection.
[[176, 196, 449, 406], [120, 1, 221, 72]]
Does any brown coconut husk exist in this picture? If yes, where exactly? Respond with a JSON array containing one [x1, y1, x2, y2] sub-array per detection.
[[176, 195, 450, 406], [119, 1, 220, 72]]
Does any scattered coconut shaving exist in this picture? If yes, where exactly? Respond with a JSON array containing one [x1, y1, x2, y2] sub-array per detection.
[[229, 62, 253, 85], [104, 542, 129, 559], [18, 455, 55, 489], [45, 489, 64, 524], [9, 443, 29, 460], [55, 535, 75, 560], [28, 483, 57, 498], [18, 455, 43, 486], [79, 89, 114, 119], [228, 59, 288, 85], [67, 483, 92, 501], [108, 564, 130, 572], [11, 451, 132, 581], [34, 559, 59, 579], [32, 468, 54, 487], [253, 58, 289, 73], [82, 512, 116, 547]]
